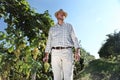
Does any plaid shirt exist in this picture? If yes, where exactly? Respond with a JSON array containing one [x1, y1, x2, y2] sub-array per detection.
[[45, 23, 80, 53]]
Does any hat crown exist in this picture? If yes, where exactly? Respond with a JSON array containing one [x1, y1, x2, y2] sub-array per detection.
[[55, 9, 67, 18], [59, 9, 63, 11]]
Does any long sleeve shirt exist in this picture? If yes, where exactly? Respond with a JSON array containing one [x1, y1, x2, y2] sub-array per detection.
[[45, 23, 80, 53]]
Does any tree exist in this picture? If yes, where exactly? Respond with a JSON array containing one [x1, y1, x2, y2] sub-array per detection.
[[98, 31, 120, 59], [0, 0, 54, 80]]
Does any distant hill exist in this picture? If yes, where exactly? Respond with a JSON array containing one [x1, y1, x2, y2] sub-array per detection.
[[74, 59, 120, 80]]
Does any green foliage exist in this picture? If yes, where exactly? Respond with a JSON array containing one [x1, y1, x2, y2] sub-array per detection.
[[74, 31, 120, 80], [75, 59, 120, 80], [80, 48, 95, 65], [0, 0, 54, 79], [98, 31, 120, 58]]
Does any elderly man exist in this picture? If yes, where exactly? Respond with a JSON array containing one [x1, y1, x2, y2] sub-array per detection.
[[43, 9, 80, 80]]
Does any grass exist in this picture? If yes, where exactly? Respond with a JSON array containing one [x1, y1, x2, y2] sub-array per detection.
[[74, 59, 120, 80]]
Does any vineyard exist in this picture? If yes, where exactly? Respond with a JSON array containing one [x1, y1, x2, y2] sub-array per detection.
[[2, 0, 120, 80], [0, 0, 54, 79], [0, 0, 95, 80]]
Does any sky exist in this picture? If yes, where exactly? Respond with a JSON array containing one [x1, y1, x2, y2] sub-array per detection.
[[0, 0, 120, 58]]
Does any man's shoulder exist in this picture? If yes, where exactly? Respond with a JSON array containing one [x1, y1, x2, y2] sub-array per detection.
[[65, 23, 73, 27], [49, 26, 56, 31], [65, 22, 71, 25], [65, 23, 73, 29]]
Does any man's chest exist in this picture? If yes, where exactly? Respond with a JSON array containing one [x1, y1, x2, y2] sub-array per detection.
[[51, 27, 70, 37]]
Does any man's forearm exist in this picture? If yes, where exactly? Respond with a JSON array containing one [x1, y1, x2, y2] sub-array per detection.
[[45, 52, 49, 57], [75, 48, 80, 54]]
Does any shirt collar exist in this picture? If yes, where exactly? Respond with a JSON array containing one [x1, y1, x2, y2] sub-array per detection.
[[56, 22, 65, 26]]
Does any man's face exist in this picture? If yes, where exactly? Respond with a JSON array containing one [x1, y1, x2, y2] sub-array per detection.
[[57, 12, 65, 20]]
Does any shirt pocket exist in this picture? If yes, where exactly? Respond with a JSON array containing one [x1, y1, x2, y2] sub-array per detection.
[[52, 30, 61, 38]]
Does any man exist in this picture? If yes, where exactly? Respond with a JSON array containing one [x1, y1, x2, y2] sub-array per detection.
[[43, 9, 80, 80]]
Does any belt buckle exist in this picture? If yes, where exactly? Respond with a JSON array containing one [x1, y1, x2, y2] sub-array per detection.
[[59, 47, 62, 49]]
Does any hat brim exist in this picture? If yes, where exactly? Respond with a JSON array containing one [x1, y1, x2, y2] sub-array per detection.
[[55, 11, 67, 18]]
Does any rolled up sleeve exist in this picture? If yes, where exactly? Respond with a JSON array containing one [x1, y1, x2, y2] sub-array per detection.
[[71, 26, 80, 49], [45, 28, 52, 53]]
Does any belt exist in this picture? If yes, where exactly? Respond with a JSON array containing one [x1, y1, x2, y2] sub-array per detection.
[[52, 47, 72, 50]]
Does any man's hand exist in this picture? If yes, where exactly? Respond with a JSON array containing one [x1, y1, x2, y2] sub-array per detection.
[[74, 48, 80, 61], [74, 53, 80, 61], [43, 53, 49, 62]]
